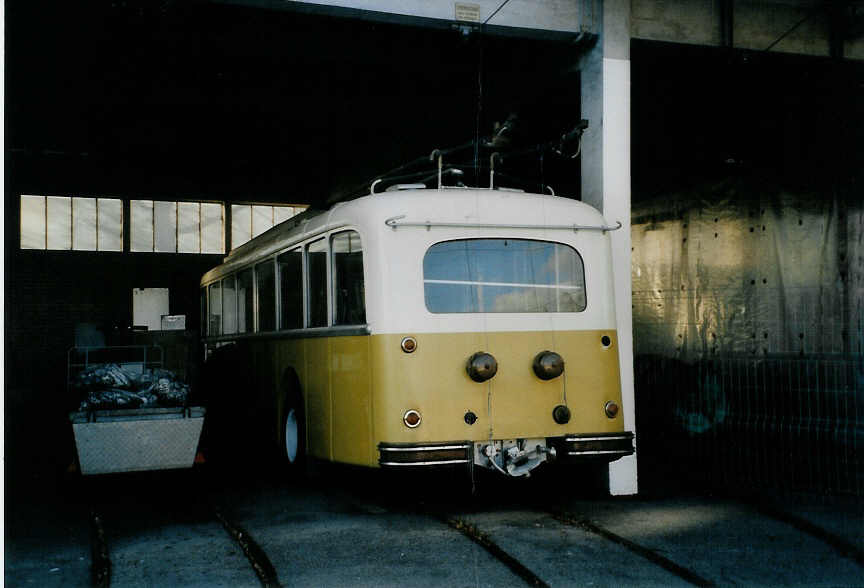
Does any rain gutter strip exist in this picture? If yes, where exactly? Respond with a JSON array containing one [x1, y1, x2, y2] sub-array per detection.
[[551, 512, 716, 587], [214, 509, 281, 588]]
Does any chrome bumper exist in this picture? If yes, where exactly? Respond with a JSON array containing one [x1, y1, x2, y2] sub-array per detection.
[[379, 432, 634, 469], [552, 432, 635, 461], [378, 442, 472, 467]]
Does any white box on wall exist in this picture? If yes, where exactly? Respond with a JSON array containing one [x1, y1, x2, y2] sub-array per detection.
[[132, 288, 169, 331]]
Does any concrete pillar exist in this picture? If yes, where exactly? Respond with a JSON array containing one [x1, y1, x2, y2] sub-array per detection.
[[580, 0, 637, 495]]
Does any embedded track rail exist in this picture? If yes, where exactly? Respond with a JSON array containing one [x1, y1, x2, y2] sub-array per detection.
[[79, 478, 862, 587], [417, 507, 714, 587], [86, 501, 280, 588]]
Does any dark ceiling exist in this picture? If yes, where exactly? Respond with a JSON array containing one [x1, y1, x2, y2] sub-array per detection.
[[6, 1, 863, 209], [6, 0, 586, 206]]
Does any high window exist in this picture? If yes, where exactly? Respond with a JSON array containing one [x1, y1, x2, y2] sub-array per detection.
[[231, 204, 304, 248], [20, 195, 123, 251], [423, 239, 586, 313], [131, 200, 223, 253]]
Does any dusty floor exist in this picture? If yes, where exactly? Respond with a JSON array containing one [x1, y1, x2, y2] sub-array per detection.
[[5, 463, 863, 587]]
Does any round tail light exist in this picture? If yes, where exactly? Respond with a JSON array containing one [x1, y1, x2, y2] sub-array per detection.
[[533, 350, 564, 380], [604, 401, 620, 419], [466, 352, 498, 383], [403, 409, 422, 428], [401, 337, 417, 353]]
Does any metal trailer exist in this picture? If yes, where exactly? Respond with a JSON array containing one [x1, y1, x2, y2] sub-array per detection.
[[67, 345, 205, 475]]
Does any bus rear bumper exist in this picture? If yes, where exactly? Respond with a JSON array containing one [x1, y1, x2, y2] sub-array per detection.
[[378, 432, 634, 473], [378, 442, 473, 467]]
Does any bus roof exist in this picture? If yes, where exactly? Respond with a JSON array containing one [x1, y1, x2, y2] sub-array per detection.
[[200, 188, 608, 286]]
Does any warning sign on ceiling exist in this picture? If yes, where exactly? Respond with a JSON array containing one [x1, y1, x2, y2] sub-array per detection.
[[454, 2, 481, 23]]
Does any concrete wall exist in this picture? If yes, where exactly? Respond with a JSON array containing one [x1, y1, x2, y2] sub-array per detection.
[[227, 0, 600, 33], [284, 0, 863, 60], [632, 0, 864, 60]]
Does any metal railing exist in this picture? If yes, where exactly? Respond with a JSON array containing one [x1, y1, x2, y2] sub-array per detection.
[[635, 354, 864, 496]]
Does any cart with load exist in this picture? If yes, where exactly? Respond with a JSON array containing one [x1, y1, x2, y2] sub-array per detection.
[[67, 345, 205, 475]]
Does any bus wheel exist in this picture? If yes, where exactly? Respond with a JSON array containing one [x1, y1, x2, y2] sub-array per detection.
[[284, 406, 300, 464], [279, 375, 306, 477]]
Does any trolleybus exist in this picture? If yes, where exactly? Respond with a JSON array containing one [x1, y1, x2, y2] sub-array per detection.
[[200, 185, 634, 477]]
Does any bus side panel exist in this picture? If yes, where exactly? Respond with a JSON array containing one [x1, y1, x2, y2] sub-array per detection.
[[276, 338, 304, 448], [303, 337, 332, 460], [330, 335, 374, 466], [252, 340, 281, 447]]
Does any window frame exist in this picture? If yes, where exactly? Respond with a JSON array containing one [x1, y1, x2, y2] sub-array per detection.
[[201, 226, 368, 340], [277, 247, 305, 331], [20, 195, 124, 252], [330, 230, 366, 327], [422, 237, 587, 314], [254, 258, 277, 333]]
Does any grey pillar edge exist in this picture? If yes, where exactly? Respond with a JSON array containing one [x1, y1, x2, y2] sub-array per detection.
[[580, 0, 638, 496]]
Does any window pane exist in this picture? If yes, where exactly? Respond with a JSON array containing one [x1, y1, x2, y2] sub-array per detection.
[[274, 206, 295, 225], [423, 239, 586, 313], [201, 203, 223, 254], [21, 195, 46, 249], [231, 205, 251, 248], [237, 268, 254, 333], [332, 231, 365, 325], [307, 238, 328, 327], [223, 276, 237, 334], [256, 260, 276, 331], [98, 199, 123, 251], [178, 202, 200, 253], [208, 282, 222, 336], [252, 205, 272, 239], [47, 196, 72, 250], [278, 248, 303, 329], [131, 200, 154, 251], [154, 201, 177, 252], [72, 197, 97, 251]]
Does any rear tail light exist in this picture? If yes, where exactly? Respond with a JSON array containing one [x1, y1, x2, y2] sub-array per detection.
[[403, 409, 422, 428], [604, 401, 620, 419]]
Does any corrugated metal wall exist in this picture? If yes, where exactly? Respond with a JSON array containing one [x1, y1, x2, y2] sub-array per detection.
[[632, 175, 863, 495]]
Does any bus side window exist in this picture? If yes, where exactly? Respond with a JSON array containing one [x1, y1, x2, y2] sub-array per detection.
[[237, 268, 254, 333], [223, 275, 238, 334], [307, 238, 328, 328], [208, 281, 222, 336], [278, 248, 303, 329], [332, 230, 365, 325], [256, 260, 276, 332]]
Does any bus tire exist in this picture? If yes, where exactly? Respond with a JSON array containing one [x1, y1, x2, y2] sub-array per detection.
[[279, 370, 307, 476]]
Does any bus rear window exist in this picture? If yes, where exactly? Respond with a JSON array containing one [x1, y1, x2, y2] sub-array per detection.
[[423, 239, 586, 313]]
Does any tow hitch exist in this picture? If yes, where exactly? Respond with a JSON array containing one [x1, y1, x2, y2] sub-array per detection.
[[474, 439, 556, 477]]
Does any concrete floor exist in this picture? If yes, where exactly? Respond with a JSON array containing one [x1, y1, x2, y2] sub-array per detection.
[[5, 464, 863, 587]]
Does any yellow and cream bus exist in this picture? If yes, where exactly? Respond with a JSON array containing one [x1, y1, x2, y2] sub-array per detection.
[[200, 187, 633, 477]]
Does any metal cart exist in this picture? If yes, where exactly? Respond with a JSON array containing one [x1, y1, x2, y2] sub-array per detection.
[[67, 345, 205, 475]]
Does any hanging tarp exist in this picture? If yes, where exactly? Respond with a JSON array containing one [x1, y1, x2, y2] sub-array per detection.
[[631, 175, 864, 495]]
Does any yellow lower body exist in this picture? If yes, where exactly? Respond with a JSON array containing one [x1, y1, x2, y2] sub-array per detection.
[[249, 329, 624, 468]]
